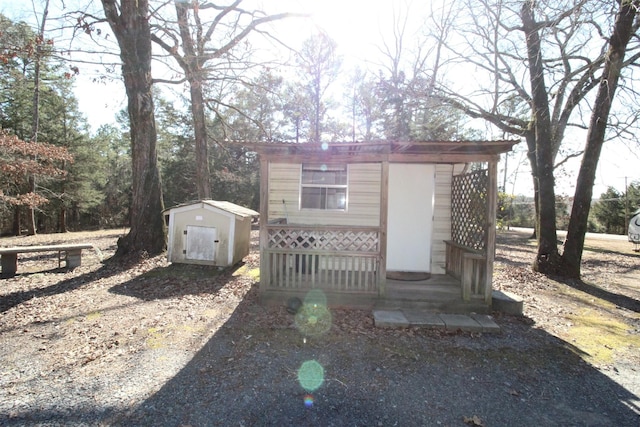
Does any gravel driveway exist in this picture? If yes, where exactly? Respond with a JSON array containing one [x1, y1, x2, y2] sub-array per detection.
[[0, 229, 638, 426], [119, 306, 639, 427]]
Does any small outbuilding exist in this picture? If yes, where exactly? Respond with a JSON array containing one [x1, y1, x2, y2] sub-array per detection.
[[164, 200, 258, 267], [245, 139, 518, 312]]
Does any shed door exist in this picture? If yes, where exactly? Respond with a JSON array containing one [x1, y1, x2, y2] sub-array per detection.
[[186, 225, 217, 261], [386, 163, 434, 272]]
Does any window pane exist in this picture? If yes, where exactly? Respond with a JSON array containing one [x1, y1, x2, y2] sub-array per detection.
[[301, 170, 323, 184], [301, 187, 322, 209], [334, 170, 347, 185], [302, 165, 347, 185], [301, 187, 346, 210], [326, 188, 347, 210]]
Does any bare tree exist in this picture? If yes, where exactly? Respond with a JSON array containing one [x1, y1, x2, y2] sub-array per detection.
[[150, 0, 298, 199], [293, 31, 341, 142], [561, 0, 639, 277], [345, 68, 382, 141], [520, 0, 561, 272], [431, 0, 640, 273], [101, 0, 165, 257], [376, 1, 461, 141]]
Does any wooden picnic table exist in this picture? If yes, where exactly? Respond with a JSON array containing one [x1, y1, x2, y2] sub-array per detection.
[[0, 243, 94, 277]]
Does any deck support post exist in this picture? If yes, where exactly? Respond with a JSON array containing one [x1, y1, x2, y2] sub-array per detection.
[[378, 160, 389, 298], [258, 157, 270, 296], [484, 159, 498, 304]]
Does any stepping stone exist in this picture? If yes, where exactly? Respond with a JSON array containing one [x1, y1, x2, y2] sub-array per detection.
[[470, 314, 501, 333], [439, 314, 484, 332], [402, 310, 446, 329], [373, 310, 409, 328]]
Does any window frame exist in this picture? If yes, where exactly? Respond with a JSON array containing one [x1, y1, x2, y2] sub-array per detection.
[[299, 163, 349, 211]]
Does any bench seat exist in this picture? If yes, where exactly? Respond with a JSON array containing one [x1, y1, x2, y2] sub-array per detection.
[[443, 240, 488, 302], [0, 243, 94, 277]]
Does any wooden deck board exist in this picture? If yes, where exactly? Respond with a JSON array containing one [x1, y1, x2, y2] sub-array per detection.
[[385, 274, 460, 299], [379, 274, 490, 314], [260, 272, 492, 314]]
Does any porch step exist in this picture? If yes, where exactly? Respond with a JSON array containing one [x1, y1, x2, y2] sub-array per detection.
[[381, 276, 492, 314], [373, 309, 501, 333], [374, 298, 491, 314], [492, 290, 524, 316]]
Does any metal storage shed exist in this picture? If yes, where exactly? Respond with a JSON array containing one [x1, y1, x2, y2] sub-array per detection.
[[164, 200, 258, 267]]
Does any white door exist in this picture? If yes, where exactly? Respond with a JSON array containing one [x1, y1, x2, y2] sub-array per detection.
[[386, 163, 434, 272], [186, 225, 217, 261]]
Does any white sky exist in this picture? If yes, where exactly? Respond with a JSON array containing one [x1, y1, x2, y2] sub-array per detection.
[[1, 0, 638, 196]]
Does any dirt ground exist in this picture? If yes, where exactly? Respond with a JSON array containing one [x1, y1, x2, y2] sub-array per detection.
[[0, 228, 638, 426]]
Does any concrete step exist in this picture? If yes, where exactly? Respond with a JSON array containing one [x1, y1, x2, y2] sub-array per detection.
[[373, 309, 500, 333], [492, 290, 524, 316], [374, 298, 491, 314]]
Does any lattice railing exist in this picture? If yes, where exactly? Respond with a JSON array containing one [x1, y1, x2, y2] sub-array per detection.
[[263, 250, 379, 292], [267, 226, 379, 252], [451, 169, 488, 252], [263, 225, 381, 292]]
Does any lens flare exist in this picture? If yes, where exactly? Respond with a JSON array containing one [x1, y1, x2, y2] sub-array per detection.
[[294, 290, 332, 337], [304, 289, 327, 306], [298, 360, 325, 392], [321, 142, 329, 151], [304, 394, 314, 408]]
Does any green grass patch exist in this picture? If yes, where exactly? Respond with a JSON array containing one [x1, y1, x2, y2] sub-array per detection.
[[146, 327, 165, 349], [233, 264, 260, 280], [564, 309, 640, 365], [86, 311, 101, 321]]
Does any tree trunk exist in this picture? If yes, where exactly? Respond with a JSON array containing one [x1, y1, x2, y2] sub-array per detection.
[[101, 0, 166, 257], [189, 79, 212, 200], [521, 1, 561, 273], [26, 177, 36, 235], [561, 0, 638, 278], [175, 2, 211, 199], [59, 206, 67, 233], [12, 208, 20, 236], [524, 132, 538, 239], [26, 0, 50, 236], [59, 164, 67, 233]]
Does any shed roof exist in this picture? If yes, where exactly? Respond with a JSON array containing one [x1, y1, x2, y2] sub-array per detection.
[[241, 140, 518, 162], [164, 200, 259, 218]]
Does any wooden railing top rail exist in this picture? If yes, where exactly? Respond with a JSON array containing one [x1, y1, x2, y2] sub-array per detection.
[[264, 248, 380, 256], [266, 223, 380, 232], [443, 240, 486, 256]]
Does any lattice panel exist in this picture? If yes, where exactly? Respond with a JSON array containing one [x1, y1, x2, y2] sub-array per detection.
[[268, 228, 379, 252], [451, 169, 488, 252]]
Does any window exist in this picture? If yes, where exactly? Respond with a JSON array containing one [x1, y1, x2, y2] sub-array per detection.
[[300, 164, 348, 210]]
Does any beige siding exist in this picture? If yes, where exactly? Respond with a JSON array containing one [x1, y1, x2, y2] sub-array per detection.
[[232, 217, 252, 264], [167, 203, 252, 267], [168, 206, 232, 266], [268, 161, 466, 274], [268, 162, 381, 226], [431, 164, 466, 273]]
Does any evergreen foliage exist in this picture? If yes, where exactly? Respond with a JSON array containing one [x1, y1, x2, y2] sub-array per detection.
[[590, 183, 640, 234]]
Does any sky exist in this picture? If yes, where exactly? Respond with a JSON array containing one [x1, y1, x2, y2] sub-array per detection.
[[1, 0, 638, 197]]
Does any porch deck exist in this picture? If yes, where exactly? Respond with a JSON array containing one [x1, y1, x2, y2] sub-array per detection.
[[378, 274, 491, 314], [260, 270, 491, 314]]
